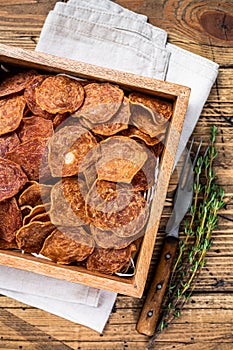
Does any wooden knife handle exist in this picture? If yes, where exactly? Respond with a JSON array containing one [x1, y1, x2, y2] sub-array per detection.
[[136, 236, 179, 336]]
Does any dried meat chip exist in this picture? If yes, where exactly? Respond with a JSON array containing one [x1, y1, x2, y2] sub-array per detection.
[[18, 182, 52, 207], [86, 244, 136, 275], [90, 225, 141, 250], [49, 180, 86, 227], [0, 197, 22, 242], [0, 238, 18, 250], [36, 75, 84, 114], [74, 83, 124, 123], [122, 126, 163, 146], [0, 158, 27, 201], [129, 92, 173, 123], [23, 203, 50, 226], [52, 113, 70, 129], [83, 164, 98, 190], [91, 97, 130, 136], [48, 125, 98, 177], [0, 95, 26, 136], [86, 180, 149, 236], [17, 116, 54, 143], [131, 147, 158, 191], [40, 227, 95, 264], [0, 132, 20, 158], [0, 70, 38, 97], [130, 103, 168, 138], [16, 221, 55, 253], [24, 75, 54, 119], [7, 137, 49, 181], [30, 212, 51, 223], [62, 177, 89, 224], [96, 136, 148, 183]]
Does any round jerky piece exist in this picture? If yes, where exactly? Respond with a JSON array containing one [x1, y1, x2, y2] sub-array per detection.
[[62, 177, 89, 224], [17, 116, 54, 143], [129, 92, 173, 123], [74, 83, 124, 123], [0, 132, 20, 159], [0, 70, 38, 97], [130, 103, 168, 138], [0, 197, 22, 242], [36, 75, 85, 114], [7, 137, 49, 181], [0, 238, 18, 250], [40, 227, 95, 264], [86, 180, 149, 236], [18, 182, 52, 207], [90, 225, 141, 250], [16, 221, 56, 254], [49, 180, 86, 227], [30, 212, 51, 223], [23, 203, 51, 226], [121, 126, 164, 146], [131, 147, 158, 191], [24, 75, 54, 119], [96, 136, 148, 183], [86, 244, 136, 275], [0, 158, 28, 201], [0, 95, 26, 136], [92, 97, 130, 136], [48, 125, 98, 177]]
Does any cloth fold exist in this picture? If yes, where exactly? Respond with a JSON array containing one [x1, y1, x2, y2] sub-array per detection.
[[0, 0, 219, 333]]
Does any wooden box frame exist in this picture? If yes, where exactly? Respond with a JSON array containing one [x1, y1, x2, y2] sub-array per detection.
[[0, 44, 190, 298]]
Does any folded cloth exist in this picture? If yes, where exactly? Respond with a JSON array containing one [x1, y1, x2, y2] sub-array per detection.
[[0, 0, 219, 333], [36, 11, 170, 80], [0, 287, 117, 333]]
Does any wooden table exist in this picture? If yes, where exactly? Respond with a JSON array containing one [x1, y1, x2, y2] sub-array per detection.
[[0, 1, 232, 349]]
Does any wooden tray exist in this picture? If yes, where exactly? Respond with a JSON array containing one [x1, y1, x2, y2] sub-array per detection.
[[0, 44, 190, 298]]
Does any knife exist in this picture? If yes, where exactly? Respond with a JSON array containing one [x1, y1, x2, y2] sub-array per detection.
[[136, 139, 202, 336]]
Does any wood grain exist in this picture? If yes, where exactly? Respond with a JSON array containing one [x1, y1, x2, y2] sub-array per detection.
[[0, 0, 232, 349]]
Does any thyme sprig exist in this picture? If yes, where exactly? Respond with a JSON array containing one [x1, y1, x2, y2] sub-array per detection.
[[146, 125, 225, 349]]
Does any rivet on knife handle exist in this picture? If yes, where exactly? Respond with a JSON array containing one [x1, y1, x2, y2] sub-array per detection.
[[136, 236, 179, 336]]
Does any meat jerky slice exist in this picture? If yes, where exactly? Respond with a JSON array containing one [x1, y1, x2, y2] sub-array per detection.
[[86, 244, 136, 275], [92, 97, 130, 136], [49, 180, 86, 227], [17, 116, 54, 143], [48, 125, 98, 177], [0, 239, 18, 250], [74, 83, 124, 123], [130, 103, 168, 138], [96, 136, 148, 183], [0, 158, 28, 201], [62, 177, 89, 224], [83, 164, 98, 190], [0, 70, 38, 97], [7, 137, 49, 181], [30, 212, 51, 223], [23, 203, 50, 226], [86, 180, 149, 236], [16, 221, 56, 253], [36, 75, 85, 114], [131, 147, 158, 191], [0, 132, 20, 158], [129, 92, 173, 123], [40, 227, 95, 264], [90, 225, 142, 250], [24, 75, 54, 119], [18, 182, 52, 207], [0, 95, 26, 136], [122, 126, 164, 146], [0, 197, 22, 242]]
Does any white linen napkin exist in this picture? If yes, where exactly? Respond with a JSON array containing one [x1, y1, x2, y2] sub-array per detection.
[[0, 0, 219, 333]]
